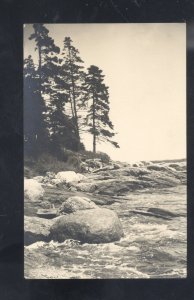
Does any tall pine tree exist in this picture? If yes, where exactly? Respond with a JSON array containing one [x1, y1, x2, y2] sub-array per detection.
[[84, 65, 119, 153], [61, 37, 86, 150], [47, 64, 79, 154], [29, 24, 60, 93], [40, 38, 80, 154], [24, 55, 47, 156], [28, 24, 60, 152]]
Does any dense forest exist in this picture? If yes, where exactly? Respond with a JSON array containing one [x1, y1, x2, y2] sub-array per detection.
[[24, 24, 119, 163]]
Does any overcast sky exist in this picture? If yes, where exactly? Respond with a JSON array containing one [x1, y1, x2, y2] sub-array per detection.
[[24, 23, 186, 162]]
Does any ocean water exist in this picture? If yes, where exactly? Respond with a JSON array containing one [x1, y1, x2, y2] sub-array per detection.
[[24, 185, 186, 279]]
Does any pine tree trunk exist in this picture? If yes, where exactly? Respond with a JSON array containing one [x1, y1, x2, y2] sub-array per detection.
[[71, 78, 80, 140], [69, 90, 75, 119], [92, 90, 96, 153], [93, 132, 96, 153], [35, 24, 42, 96], [37, 42, 42, 146], [33, 25, 42, 146], [68, 47, 80, 150]]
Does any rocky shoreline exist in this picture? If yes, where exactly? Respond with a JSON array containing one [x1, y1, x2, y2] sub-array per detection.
[[24, 159, 186, 246]]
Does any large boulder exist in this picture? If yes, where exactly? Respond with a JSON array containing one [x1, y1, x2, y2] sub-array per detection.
[[50, 208, 124, 243], [57, 196, 97, 215], [24, 179, 45, 201], [24, 216, 53, 245], [56, 171, 86, 184]]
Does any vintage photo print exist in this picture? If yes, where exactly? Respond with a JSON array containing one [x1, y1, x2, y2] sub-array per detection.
[[23, 23, 186, 279]]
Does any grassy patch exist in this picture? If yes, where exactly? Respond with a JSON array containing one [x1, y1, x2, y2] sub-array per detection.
[[24, 152, 81, 177], [24, 149, 111, 178]]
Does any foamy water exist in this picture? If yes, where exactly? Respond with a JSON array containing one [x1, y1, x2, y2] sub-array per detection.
[[25, 185, 186, 279]]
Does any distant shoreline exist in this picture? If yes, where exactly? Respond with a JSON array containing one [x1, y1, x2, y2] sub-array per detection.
[[113, 158, 186, 165], [150, 158, 186, 164]]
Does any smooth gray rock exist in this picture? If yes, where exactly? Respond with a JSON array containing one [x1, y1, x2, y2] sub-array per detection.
[[37, 208, 58, 219], [50, 208, 124, 243], [147, 207, 179, 218], [24, 216, 53, 245], [57, 196, 97, 215], [72, 182, 97, 193]]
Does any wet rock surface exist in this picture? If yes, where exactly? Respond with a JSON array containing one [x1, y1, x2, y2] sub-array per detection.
[[37, 208, 58, 219], [24, 216, 54, 245], [28, 160, 186, 197], [66, 161, 186, 196], [24, 159, 186, 278], [147, 207, 181, 218], [24, 185, 186, 279]]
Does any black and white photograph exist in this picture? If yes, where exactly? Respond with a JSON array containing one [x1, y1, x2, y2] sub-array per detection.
[[24, 23, 186, 279]]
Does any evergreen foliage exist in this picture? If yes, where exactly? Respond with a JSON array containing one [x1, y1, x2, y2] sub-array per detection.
[[24, 55, 48, 156], [24, 24, 119, 159], [84, 65, 119, 153], [61, 37, 86, 149]]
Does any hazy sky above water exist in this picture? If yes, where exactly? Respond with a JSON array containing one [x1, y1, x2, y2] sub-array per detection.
[[24, 23, 186, 162]]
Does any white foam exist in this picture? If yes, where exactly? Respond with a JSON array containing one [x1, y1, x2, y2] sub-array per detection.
[[25, 241, 46, 250]]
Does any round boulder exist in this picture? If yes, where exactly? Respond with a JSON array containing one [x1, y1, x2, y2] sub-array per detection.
[[50, 208, 124, 243], [73, 182, 97, 193], [56, 171, 86, 184], [57, 196, 97, 215], [24, 179, 45, 201]]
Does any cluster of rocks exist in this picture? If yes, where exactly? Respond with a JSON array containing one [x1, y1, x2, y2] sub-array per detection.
[[25, 160, 186, 201], [24, 196, 124, 245], [68, 161, 186, 196], [24, 159, 186, 246], [30, 171, 86, 187]]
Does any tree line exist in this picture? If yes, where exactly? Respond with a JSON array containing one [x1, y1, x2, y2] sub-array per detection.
[[24, 24, 119, 158]]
